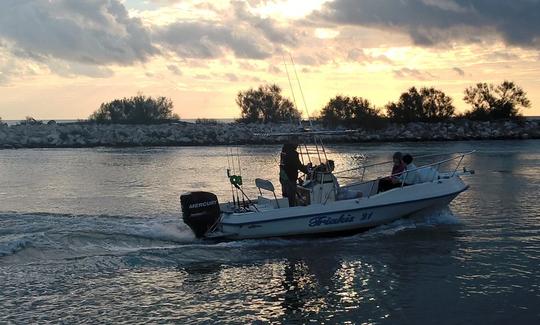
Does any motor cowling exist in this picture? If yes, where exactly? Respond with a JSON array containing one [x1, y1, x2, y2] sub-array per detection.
[[180, 191, 220, 238]]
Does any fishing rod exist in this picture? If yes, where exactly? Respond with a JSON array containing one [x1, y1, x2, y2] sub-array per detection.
[[226, 149, 237, 208], [282, 54, 301, 127], [236, 147, 247, 209], [229, 147, 240, 208], [289, 54, 313, 129]]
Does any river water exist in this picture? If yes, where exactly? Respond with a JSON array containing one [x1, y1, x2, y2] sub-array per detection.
[[1, 140, 539, 324]]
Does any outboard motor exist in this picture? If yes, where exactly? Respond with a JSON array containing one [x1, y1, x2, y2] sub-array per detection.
[[180, 191, 220, 238]]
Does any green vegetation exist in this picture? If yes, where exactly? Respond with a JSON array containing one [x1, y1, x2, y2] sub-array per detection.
[[319, 95, 383, 128], [386, 87, 455, 123], [89, 94, 179, 124], [236, 84, 301, 123], [463, 81, 530, 120], [236, 81, 530, 127]]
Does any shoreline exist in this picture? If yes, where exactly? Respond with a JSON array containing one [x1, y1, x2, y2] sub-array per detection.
[[1, 120, 539, 149]]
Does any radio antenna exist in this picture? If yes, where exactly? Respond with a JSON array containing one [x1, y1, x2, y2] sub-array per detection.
[[289, 53, 313, 129], [282, 54, 301, 127]]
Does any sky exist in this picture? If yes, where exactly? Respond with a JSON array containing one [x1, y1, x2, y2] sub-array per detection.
[[0, 0, 539, 120]]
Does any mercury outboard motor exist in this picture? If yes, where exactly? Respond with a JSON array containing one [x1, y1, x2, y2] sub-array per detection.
[[180, 191, 220, 238]]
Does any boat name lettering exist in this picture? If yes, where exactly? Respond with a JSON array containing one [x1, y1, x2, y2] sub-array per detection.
[[188, 200, 217, 209], [309, 215, 354, 227]]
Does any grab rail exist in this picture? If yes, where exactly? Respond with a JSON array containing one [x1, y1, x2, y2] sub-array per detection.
[[335, 150, 475, 179], [339, 150, 475, 195]]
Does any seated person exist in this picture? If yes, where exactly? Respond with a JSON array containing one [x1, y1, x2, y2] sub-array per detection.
[[323, 160, 362, 200], [378, 152, 406, 192], [399, 154, 421, 185]]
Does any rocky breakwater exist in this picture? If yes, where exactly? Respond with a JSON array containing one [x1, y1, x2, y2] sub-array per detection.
[[345, 119, 540, 142], [0, 119, 538, 149], [0, 121, 297, 149]]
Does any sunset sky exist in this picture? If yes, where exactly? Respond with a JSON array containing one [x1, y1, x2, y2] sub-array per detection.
[[1, 0, 539, 120]]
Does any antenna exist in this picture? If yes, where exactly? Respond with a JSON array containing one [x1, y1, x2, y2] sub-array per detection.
[[282, 54, 301, 127], [289, 54, 313, 129]]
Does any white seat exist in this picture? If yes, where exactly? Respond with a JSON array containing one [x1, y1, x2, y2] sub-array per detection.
[[255, 178, 284, 208], [257, 196, 289, 209]]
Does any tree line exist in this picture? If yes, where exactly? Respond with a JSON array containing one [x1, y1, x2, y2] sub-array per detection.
[[237, 81, 531, 127], [1, 81, 532, 126], [81, 80, 529, 125]]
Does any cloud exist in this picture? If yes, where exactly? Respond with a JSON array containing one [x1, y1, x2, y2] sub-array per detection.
[[48, 61, 115, 78], [153, 2, 298, 60], [268, 65, 282, 74], [312, 0, 540, 48], [347, 48, 393, 64], [452, 67, 465, 76], [0, 0, 158, 65], [167, 64, 183, 75], [224, 73, 239, 82], [154, 21, 273, 59], [231, 1, 298, 46], [485, 51, 520, 61], [0, 0, 298, 81], [393, 67, 436, 80]]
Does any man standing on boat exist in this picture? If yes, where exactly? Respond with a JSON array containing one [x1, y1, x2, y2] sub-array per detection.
[[279, 137, 310, 207]]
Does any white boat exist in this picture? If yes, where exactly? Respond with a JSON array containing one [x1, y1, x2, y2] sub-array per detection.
[[180, 134, 474, 240]]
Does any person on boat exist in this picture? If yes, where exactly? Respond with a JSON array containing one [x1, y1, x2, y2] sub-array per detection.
[[322, 160, 361, 200], [279, 138, 310, 207], [399, 154, 421, 185], [377, 151, 406, 192]]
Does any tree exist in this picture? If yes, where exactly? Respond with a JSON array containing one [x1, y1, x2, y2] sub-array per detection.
[[386, 87, 455, 123], [236, 84, 301, 123], [319, 95, 383, 128], [463, 81, 530, 120], [89, 94, 179, 124]]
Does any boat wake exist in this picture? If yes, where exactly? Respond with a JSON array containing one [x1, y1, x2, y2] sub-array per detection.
[[0, 207, 461, 263], [0, 212, 196, 262]]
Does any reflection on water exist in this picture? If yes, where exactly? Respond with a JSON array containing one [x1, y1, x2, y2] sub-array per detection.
[[1, 140, 539, 323]]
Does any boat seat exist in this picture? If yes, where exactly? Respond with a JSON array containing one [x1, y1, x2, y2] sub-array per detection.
[[340, 179, 379, 199], [257, 196, 289, 209], [255, 178, 275, 192], [255, 178, 284, 208]]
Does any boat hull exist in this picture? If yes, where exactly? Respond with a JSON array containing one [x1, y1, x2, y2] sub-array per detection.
[[212, 176, 467, 239]]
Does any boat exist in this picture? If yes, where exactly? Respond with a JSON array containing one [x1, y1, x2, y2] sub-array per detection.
[[180, 131, 475, 240]]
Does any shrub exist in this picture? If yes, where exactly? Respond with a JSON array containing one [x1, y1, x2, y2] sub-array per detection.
[[386, 87, 455, 123], [463, 81, 530, 120], [89, 94, 179, 124], [236, 84, 301, 123], [319, 95, 384, 128]]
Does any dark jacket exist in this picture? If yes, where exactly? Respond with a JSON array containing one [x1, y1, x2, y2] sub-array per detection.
[[280, 144, 308, 182], [391, 162, 406, 177]]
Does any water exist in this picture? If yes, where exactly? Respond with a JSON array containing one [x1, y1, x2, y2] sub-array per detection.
[[1, 141, 539, 324]]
